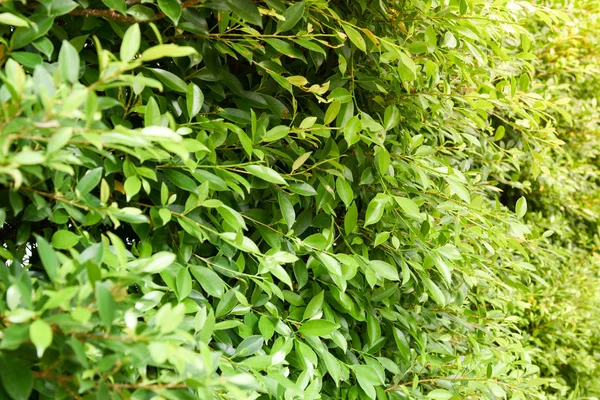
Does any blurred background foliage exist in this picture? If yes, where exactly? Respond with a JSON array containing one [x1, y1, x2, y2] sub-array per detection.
[[0, 0, 599, 399]]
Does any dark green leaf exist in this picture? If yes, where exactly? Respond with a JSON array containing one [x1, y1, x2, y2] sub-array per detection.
[[0, 356, 33, 400], [158, 0, 182, 24], [276, 2, 305, 33], [224, 0, 262, 27]]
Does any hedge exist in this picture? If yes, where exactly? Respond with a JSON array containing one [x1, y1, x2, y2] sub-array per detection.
[[0, 0, 599, 399]]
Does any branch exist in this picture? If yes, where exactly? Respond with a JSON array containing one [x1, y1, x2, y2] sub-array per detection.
[[385, 376, 521, 393], [67, 0, 203, 23], [32, 371, 189, 391]]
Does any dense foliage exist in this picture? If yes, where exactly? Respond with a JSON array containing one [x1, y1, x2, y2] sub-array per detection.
[[0, 0, 599, 399]]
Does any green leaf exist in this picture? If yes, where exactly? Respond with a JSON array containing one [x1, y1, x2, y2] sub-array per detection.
[[399, 52, 417, 75], [58, 40, 79, 83], [393, 328, 411, 362], [102, 0, 126, 13], [516, 196, 527, 218], [276, 2, 305, 33], [156, 303, 185, 333], [0, 12, 29, 27], [353, 364, 384, 386], [303, 290, 324, 320], [244, 165, 287, 185], [124, 176, 142, 200], [278, 192, 295, 229], [51, 230, 80, 249], [96, 285, 115, 329], [395, 197, 421, 219], [158, 0, 181, 24], [76, 167, 103, 196], [495, 125, 506, 141], [292, 152, 312, 172], [299, 319, 339, 337], [423, 278, 446, 306], [264, 38, 306, 62], [384, 105, 400, 131], [289, 182, 317, 196], [11, 15, 53, 49], [190, 265, 225, 298], [120, 24, 140, 62], [345, 202, 358, 234], [164, 169, 197, 192], [225, 0, 262, 27], [176, 268, 192, 301], [136, 252, 176, 273], [268, 264, 293, 288], [364, 198, 386, 227], [344, 115, 362, 146], [149, 68, 188, 92], [369, 260, 399, 281], [318, 253, 342, 277], [336, 178, 354, 207], [446, 177, 471, 203], [141, 44, 196, 61], [34, 234, 59, 283], [29, 319, 53, 357], [235, 335, 264, 357], [428, 389, 454, 400], [258, 316, 275, 341], [324, 100, 341, 125], [264, 125, 290, 142], [374, 232, 390, 247], [0, 356, 33, 400], [342, 23, 367, 52], [186, 83, 204, 119]]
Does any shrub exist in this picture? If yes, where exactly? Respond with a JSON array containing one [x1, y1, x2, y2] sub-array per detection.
[[0, 0, 599, 399]]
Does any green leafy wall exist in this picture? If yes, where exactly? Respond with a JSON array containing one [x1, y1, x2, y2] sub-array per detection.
[[0, 0, 598, 399]]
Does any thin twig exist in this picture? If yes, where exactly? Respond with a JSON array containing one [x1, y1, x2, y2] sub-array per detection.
[[66, 0, 203, 23]]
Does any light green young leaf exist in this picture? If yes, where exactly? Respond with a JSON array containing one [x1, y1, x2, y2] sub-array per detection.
[[120, 24, 140, 62], [299, 319, 339, 337], [30, 319, 53, 357], [186, 83, 204, 119], [141, 44, 196, 61], [58, 40, 79, 83], [0, 12, 29, 27], [51, 230, 80, 249], [369, 260, 399, 281], [344, 115, 362, 146], [342, 23, 367, 52], [303, 290, 324, 320], [428, 389, 454, 400], [336, 178, 354, 207], [364, 198, 386, 227], [292, 152, 312, 172], [516, 196, 527, 218], [423, 278, 446, 306], [244, 165, 287, 185]]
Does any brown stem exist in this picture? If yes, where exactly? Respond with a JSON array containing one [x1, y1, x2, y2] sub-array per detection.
[[385, 376, 520, 393], [33, 371, 189, 390], [66, 0, 204, 23]]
